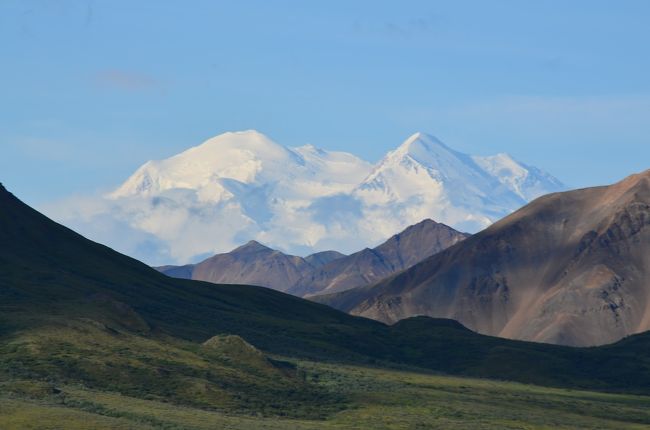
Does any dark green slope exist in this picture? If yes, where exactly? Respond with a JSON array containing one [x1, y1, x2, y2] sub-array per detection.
[[385, 317, 650, 393], [1, 182, 650, 399], [0, 183, 386, 359]]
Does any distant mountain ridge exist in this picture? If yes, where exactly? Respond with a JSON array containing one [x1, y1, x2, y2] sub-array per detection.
[[160, 240, 322, 293], [288, 219, 469, 297], [158, 218, 468, 295], [317, 170, 650, 347], [304, 250, 346, 268], [49, 130, 564, 265]]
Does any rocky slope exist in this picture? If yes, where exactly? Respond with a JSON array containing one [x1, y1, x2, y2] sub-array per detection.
[[156, 241, 340, 292], [288, 219, 469, 297], [304, 250, 346, 268], [159, 219, 467, 295], [318, 170, 650, 347], [178, 240, 315, 292]]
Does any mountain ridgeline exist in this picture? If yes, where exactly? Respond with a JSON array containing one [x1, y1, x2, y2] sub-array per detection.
[[158, 240, 317, 292], [288, 219, 470, 297], [157, 219, 468, 296], [318, 170, 650, 347]]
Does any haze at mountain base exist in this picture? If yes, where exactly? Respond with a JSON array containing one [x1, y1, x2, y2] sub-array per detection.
[[45, 130, 564, 265]]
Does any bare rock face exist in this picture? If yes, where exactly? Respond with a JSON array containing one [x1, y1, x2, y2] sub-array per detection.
[[186, 241, 314, 293], [304, 250, 346, 268], [289, 219, 468, 297], [319, 170, 650, 347], [158, 219, 467, 296]]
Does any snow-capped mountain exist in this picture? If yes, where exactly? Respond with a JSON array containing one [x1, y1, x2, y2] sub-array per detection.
[[111, 131, 371, 201], [353, 132, 564, 233], [48, 130, 565, 265]]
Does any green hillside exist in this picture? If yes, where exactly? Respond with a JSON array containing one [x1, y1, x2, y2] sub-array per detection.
[[4, 361, 650, 429]]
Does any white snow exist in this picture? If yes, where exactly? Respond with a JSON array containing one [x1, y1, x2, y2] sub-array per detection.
[[49, 130, 565, 265]]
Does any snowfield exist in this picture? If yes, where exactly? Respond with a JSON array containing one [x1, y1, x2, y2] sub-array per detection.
[[48, 130, 564, 265]]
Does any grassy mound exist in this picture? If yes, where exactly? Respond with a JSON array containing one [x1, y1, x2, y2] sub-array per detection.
[[0, 318, 344, 419]]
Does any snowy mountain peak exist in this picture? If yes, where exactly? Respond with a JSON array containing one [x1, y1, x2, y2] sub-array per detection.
[[378, 132, 466, 177], [110, 130, 302, 199], [394, 132, 450, 159], [189, 130, 292, 161], [355, 132, 565, 234], [57, 131, 566, 265], [400, 131, 445, 149]]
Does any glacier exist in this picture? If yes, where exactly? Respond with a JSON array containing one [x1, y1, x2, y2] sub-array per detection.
[[47, 130, 565, 265]]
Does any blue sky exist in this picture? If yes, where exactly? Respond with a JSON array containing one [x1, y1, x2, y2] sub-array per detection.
[[2, 0, 650, 206]]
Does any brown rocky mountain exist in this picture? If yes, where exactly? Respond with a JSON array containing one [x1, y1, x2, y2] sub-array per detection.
[[304, 250, 346, 268], [158, 219, 467, 296], [317, 170, 650, 347], [158, 240, 316, 293], [288, 219, 469, 297]]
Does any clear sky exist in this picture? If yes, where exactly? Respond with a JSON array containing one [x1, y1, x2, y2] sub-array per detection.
[[2, 0, 650, 207]]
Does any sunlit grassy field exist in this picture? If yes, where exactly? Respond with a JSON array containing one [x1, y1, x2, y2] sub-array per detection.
[[3, 360, 650, 430]]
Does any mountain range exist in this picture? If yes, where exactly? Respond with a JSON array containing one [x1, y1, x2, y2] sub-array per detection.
[[5, 179, 650, 427], [4, 181, 650, 399], [157, 240, 320, 292], [287, 219, 469, 297], [318, 170, 650, 347], [158, 219, 468, 295], [48, 130, 564, 265]]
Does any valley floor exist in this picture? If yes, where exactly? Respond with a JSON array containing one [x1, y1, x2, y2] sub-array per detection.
[[2, 360, 650, 430]]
